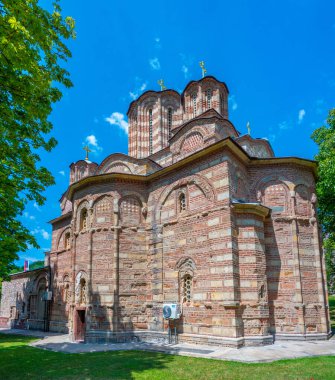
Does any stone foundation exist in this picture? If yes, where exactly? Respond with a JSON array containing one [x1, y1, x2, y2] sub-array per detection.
[[84, 329, 274, 348]]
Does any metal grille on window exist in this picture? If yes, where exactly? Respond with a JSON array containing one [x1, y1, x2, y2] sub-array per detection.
[[183, 275, 192, 302], [149, 109, 153, 155], [168, 108, 172, 139], [206, 88, 212, 109], [179, 193, 186, 212]]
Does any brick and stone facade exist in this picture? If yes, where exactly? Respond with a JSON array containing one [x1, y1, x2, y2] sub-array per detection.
[[0, 76, 331, 347]]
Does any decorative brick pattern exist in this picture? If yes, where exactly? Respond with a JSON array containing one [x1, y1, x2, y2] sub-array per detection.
[[0, 76, 331, 347]]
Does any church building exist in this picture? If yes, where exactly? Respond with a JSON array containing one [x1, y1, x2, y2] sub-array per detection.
[[0, 75, 331, 347]]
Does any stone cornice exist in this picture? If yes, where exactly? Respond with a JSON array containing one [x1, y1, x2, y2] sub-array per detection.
[[61, 137, 317, 203], [232, 203, 271, 219]]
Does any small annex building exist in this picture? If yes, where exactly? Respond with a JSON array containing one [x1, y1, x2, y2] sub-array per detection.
[[0, 75, 331, 347]]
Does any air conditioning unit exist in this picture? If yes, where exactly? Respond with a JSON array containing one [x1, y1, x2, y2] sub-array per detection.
[[163, 303, 181, 319]]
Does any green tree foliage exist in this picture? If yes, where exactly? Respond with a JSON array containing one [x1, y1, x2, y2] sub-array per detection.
[[312, 109, 335, 293], [0, 0, 75, 280]]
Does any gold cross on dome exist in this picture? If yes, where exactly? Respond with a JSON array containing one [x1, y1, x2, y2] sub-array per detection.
[[83, 145, 91, 161], [157, 79, 166, 91], [199, 61, 207, 78]]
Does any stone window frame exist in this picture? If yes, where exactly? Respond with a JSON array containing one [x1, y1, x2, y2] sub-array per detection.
[[205, 88, 212, 109], [167, 107, 173, 139], [64, 232, 71, 250], [176, 187, 188, 214], [176, 257, 196, 306], [192, 93, 197, 117], [80, 208, 88, 231], [75, 271, 89, 306]]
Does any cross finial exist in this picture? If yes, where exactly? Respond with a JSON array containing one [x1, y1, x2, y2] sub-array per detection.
[[157, 79, 166, 91], [83, 145, 91, 161], [199, 61, 207, 78], [247, 121, 251, 135]]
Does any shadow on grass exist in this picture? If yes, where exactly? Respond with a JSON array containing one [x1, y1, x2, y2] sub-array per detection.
[[0, 334, 174, 380], [1, 333, 335, 380]]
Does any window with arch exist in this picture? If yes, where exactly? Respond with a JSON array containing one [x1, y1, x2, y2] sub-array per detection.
[[79, 278, 87, 305], [80, 208, 88, 231], [183, 274, 192, 303], [206, 88, 212, 109], [179, 192, 186, 212], [167, 107, 173, 139], [192, 93, 197, 117], [149, 108, 153, 155], [63, 276, 70, 304], [65, 232, 71, 250]]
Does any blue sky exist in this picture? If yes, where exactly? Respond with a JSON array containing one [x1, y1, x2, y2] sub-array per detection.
[[20, 0, 335, 264]]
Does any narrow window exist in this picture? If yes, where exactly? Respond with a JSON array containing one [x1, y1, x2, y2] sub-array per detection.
[[149, 109, 153, 155], [192, 93, 197, 117], [65, 232, 71, 249], [80, 209, 88, 231], [179, 193, 186, 212], [79, 278, 87, 304], [167, 108, 173, 139], [183, 275, 192, 303], [206, 88, 212, 109]]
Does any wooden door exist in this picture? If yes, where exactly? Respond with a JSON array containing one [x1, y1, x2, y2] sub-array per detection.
[[75, 309, 86, 341]]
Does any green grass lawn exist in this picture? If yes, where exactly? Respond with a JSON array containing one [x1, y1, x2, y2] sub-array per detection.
[[329, 294, 335, 331], [0, 334, 334, 380]]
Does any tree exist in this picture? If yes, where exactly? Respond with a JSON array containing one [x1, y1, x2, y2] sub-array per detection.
[[0, 0, 75, 280], [312, 109, 335, 293]]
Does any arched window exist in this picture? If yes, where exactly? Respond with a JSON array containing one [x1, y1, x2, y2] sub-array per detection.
[[192, 93, 197, 117], [179, 193, 186, 212], [65, 232, 71, 250], [79, 278, 87, 305], [206, 88, 212, 109], [167, 108, 173, 139], [183, 274, 192, 303], [63, 275, 70, 304], [80, 208, 88, 231], [149, 109, 153, 155]]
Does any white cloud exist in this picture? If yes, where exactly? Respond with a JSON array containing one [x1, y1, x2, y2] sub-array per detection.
[[31, 227, 50, 240], [298, 109, 306, 124], [86, 134, 98, 147], [149, 57, 160, 70], [85, 135, 103, 155], [229, 95, 238, 111], [23, 211, 35, 220], [59, 170, 65, 176], [129, 82, 147, 100], [41, 229, 50, 240], [33, 202, 41, 211], [181, 65, 189, 79], [105, 112, 129, 134]]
